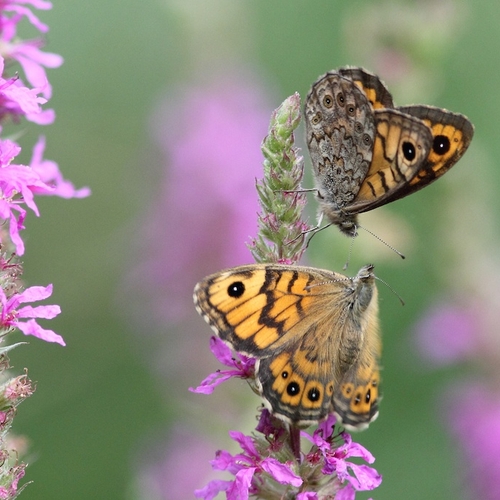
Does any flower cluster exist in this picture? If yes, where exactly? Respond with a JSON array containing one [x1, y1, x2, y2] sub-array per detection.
[[0, 0, 90, 497], [194, 411, 381, 500], [192, 338, 381, 499], [193, 95, 381, 499]]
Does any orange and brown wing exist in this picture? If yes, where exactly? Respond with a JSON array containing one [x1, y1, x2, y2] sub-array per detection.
[[338, 66, 394, 109], [344, 108, 433, 214]]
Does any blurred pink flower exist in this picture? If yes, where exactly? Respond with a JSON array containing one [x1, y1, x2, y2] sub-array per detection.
[[136, 426, 218, 500], [413, 302, 479, 366], [129, 71, 272, 326], [446, 381, 500, 500]]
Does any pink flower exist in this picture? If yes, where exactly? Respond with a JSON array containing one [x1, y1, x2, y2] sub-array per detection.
[[0, 0, 52, 34], [135, 426, 219, 500], [195, 429, 302, 500], [302, 415, 382, 496], [0, 134, 88, 255], [0, 63, 48, 123], [0, 138, 51, 255], [189, 336, 255, 395], [0, 0, 62, 107], [126, 71, 272, 325], [446, 381, 500, 500], [29, 136, 90, 198], [5, 42, 62, 100], [0, 284, 64, 345], [414, 301, 478, 366]]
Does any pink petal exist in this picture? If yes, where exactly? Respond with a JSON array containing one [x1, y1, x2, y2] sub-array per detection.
[[194, 479, 232, 500], [346, 463, 382, 491], [335, 483, 355, 500], [229, 431, 259, 458], [17, 284, 53, 303], [227, 468, 255, 500], [188, 370, 238, 394], [17, 319, 65, 346], [297, 493, 318, 500], [26, 108, 55, 125], [17, 304, 61, 319], [261, 458, 302, 486]]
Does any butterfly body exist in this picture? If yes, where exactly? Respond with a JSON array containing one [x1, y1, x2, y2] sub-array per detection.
[[304, 67, 474, 236], [194, 264, 380, 429]]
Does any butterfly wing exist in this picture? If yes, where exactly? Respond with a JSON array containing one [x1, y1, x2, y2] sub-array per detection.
[[194, 264, 346, 357], [333, 311, 381, 431], [255, 265, 379, 426], [257, 333, 339, 425], [194, 264, 380, 428], [381, 105, 475, 201], [305, 72, 376, 212], [343, 108, 434, 214], [338, 67, 394, 109]]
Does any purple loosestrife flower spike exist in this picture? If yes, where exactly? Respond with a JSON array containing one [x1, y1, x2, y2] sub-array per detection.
[[0, 0, 91, 496], [194, 94, 382, 498], [248, 93, 312, 264]]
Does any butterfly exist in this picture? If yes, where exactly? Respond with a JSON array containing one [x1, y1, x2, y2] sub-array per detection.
[[194, 263, 381, 430], [304, 67, 474, 236]]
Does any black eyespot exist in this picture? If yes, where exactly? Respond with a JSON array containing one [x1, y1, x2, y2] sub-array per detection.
[[363, 133, 372, 147], [347, 105, 355, 116], [354, 121, 363, 134], [433, 135, 450, 155], [281, 371, 289, 379], [323, 95, 333, 108], [227, 281, 245, 298], [286, 382, 300, 396], [402, 141, 416, 161], [365, 388, 371, 403], [307, 387, 321, 402], [353, 392, 361, 405], [336, 93, 345, 106], [311, 112, 322, 125]]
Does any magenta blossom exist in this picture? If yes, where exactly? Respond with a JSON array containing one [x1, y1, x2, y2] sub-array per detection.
[[189, 336, 256, 395], [0, 283, 64, 345], [302, 415, 382, 498], [0, 134, 89, 255], [29, 136, 91, 198], [195, 410, 381, 499], [194, 429, 302, 500], [0, 0, 52, 33], [0, 137, 50, 255], [4, 41, 63, 100], [0, 71, 47, 122], [446, 381, 500, 500], [126, 71, 271, 326], [414, 301, 479, 366]]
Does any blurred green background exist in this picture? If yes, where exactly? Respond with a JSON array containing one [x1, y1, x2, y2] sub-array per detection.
[[8, 0, 499, 499]]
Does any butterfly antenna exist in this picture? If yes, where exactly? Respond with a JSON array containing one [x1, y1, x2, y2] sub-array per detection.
[[357, 224, 405, 260], [374, 276, 405, 306]]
